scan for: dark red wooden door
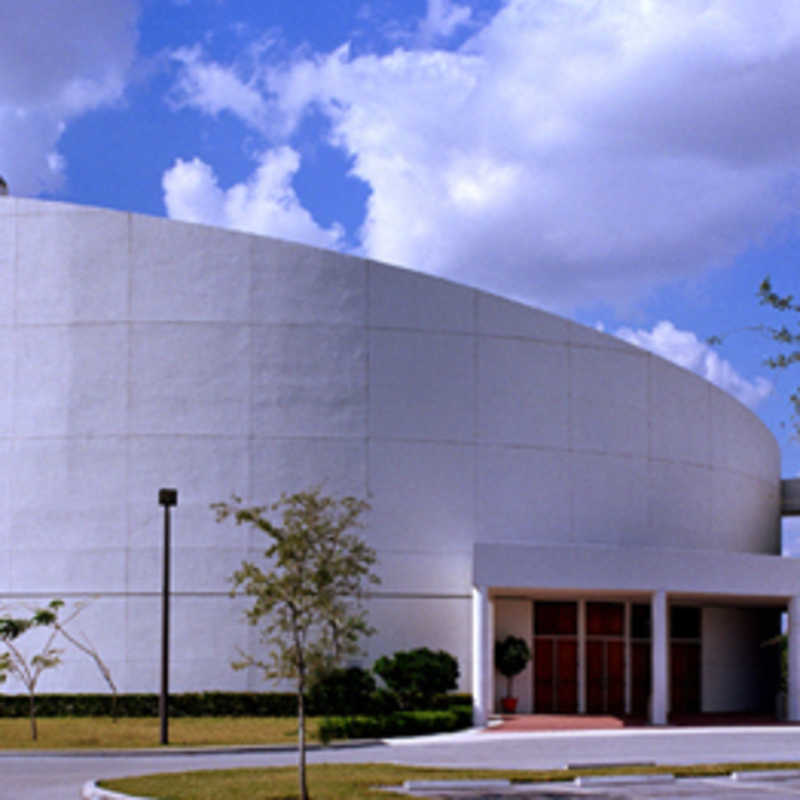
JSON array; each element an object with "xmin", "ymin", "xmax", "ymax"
[
  {"xmin": 586, "ymin": 640, "xmax": 625, "ymax": 714},
  {"xmin": 671, "ymin": 642, "xmax": 700, "ymax": 713},
  {"xmin": 534, "ymin": 637, "xmax": 554, "ymax": 711},
  {"xmin": 631, "ymin": 641, "xmax": 650, "ymax": 716},
  {"xmin": 533, "ymin": 638, "xmax": 578, "ymax": 712},
  {"xmin": 557, "ymin": 640, "xmax": 578, "ymax": 712},
  {"xmin": 534, "ymin": 602, "xmax": 578, "ymax": 713}
]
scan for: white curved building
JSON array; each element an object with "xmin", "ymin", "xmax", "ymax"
[{"xmin": 0, "ymin": 196, "xmax": 798, "ymax": 724}]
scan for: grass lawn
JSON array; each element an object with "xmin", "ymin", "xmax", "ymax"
[
  {"xmin": 0, "ymin": 716, "xmax": 315, "ymax": 749},
  {"xmin": 101, "ymin": 761, "xmax": 800, "ymax": 800}
]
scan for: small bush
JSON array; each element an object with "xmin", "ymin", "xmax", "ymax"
[
  {"xmin": 318, "ymin": 706, "xmax": 472, "ymax": 742},
  {"xmin": 495, "ymin": 635, "xmax": 531, "ymax": 697},
  {"xmin": 307, "ymin": 667, "xmax": 376, "ymax": 715},
  {"xmin": 495, "ymin": 636, "xmax": 530, "ymax": 678},
  {"xmin": 373, "ymin": 648, "xmax": 459, "ymax": 709},
  {"xmin": 431, "ymin": 692, "xmax": 472, "ymax": 710},
  {"xmin": 368, "ymin": 687, "xmax": 400, "ymax": 714}
]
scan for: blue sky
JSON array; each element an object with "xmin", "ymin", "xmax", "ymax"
[{"xmin": 5, "ymin": 0, "xmax": 800, "ymax": 546}]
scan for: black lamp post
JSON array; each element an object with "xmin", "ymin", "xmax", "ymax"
[{"xmin": 158, "ymin": 488, "xmax": 178, "ymax": 746}]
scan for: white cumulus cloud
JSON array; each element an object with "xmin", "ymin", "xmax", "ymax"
[
  {"xmin": 165, "ymin": 0, "xmax": 800, "ymax": 310},
  {"xmin": 169, "ymin": 46, "xmax": 273, "ymax": 135},
  {"xmin": 162, "ymin": 147, "xmax": 344, "ymax": 248},
  {"xmin": 418, "ymin": 0, "xmax": 473, "ymax": 45},
  {"xmin": 0, "ymin": 0, "xmax": 139, "ymax": 195},
  {"xmin": 615, "ymin": 320, "xmax": 772, "ymax": 409}
]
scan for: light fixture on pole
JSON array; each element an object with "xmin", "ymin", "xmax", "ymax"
[{"xmin": 158, "ymin": 488, "xmax": 178, "ymax": 746}]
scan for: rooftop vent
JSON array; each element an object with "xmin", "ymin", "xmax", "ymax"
[{"xmin": 0, "ymin": 176, "xmax": 7, "ymax": 196}]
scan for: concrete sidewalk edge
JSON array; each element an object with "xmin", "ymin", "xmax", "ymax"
[
  {"xmin": 82, "ymin": 780, "xmax": 151, "ymax": 800},
  {"xmin": 0, "ymin": 738, "xmax": 384, "ymax": 759}
]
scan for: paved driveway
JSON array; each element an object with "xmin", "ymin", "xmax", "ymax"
[
  {"xmin": 5, "ymin": 726, "xmax": 800, "ymax": 799},
  {"xmin": 388, "ymin": 726, "xmax": 800, "ymax": 769}
]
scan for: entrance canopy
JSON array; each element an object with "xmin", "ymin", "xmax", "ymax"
[
  {"xmin": 471, "ymin": 543, "xmax": 800, "ymax": 728},
  {"xmin": 474, "ymin": 542, "xmax": 800, "ymax": 602}
]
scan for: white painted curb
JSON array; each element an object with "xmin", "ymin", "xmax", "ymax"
[
  {"xmin": 403, "ymin": 779, "xmax": 511, "ymax": 790},
  {"xmin": 574, "ymin": 774, "xmax": 674, "ymax": 787},
  {"xmin": 81, "ymin": 780, "xmax": 152, "ymax": 800},
  {"xmin": 731, "ymin": 770, "xmax": 800, "ymax": 781}
]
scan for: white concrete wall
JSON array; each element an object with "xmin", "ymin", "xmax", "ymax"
[
  {"xmin": 493, "ymin": 599, "xmax": 533, "ymax": 713},
  {"xmin": 365, "ymin": 597, "xmax": 471, "ymax": 680},
  {"xmin": 0, "ymin": 197, "xmax": 783, "ymax": 694},
  {"xmin": 702, "ymin": 607, "xmax": 765, "ymax": 712}
]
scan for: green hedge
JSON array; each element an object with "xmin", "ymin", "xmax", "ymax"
[
  {"xmin": 0, "ymin": 692, "xmax": 298, "ymax": 718},
  {"xmin": 318, "ymin": 706, "xmax": 473, "ymax": 742},
  {"xmin": 0, "ymin": 691, "xmax": 474, "ymax": 718},
  {"xmin": 431, "ymin": 692, "xmax": 472, "ymax": 710}
]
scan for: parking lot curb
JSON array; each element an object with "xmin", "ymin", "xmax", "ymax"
[{"xmin": 82, "ymin": 780, "xmax": 151, "ymax": 800}]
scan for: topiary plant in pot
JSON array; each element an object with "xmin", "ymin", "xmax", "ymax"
[{"xmin": 494, "ymin": 635, "xmax": 531, "ymax": 714}]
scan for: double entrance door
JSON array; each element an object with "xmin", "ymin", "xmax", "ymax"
[{"xmin": 532, "ymin": 600, "xmax": 653, "ymax": 716}]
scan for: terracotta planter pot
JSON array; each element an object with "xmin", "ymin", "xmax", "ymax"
[{"xmin": 500, "ymin": 697, "xmax": 518, "ymax": 713}]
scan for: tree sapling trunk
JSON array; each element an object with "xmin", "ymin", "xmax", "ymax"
[
  {"xmin": 298, "ymin": 680, "xmax": 308, "ymax": 800},
  {"xmin": 29, "ymin": 693, "xmax": 37, "ymax": 741}
]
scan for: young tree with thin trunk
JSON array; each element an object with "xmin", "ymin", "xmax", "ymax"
[
  {"xmin": 0, "ymin": 600, "xmax": 64, "ymax": 740},
  {"xmin": 52, "ymin": 601, "xmax": 120, "ymax": 720},
  {"xmin": 0, "ymin": 599, "xmax": 119, "ymax": 738},
  {"xmin": 213, "ymin": 488, "xmax": 379, "ymax": 800}
]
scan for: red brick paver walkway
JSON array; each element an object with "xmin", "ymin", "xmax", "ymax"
[{"xmin": 486, "ymin": 712, "xmax": 788, "ymax": 732}]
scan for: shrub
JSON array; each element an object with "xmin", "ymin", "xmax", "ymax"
[
  {"xmin": 318, "ymin": 706, "xmax": 472, "ymax": 742},
  {"xmin": 430, "ymin": 692, "xmax": 472, "ymax": 710},
  {"xmin": 0, "ymin": 692, "xmax": 299, "ymax": 718},
  {"xmin": 373, "ymin": 648, "xmax": 459, "ymax": 709},
  {"xmin": 494, "ymin": 636, "xmax": 531, "ymax": 697},
  {"xmin": 368, "ymin": 687, "xmax": 400, "ymax": 714},
  {"xmin": 0, "ymin": 689, "xmax": 473, "ymax": 718},
  {"xmin": 307, "ymin": 667, "xmax": 376, "ymax": 715}
]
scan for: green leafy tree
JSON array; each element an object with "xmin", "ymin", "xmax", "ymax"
[
  {"xmin": 0, "ymin": 600, "xmax": 64, "ymax": 740},
  {"xmin": 212, "ymin": 488, "xmax": 379, "ymax": 800},
  {"xmin": 0, "ymin": 599, "xmax": 118, "ymax": 737},
  {"xmin": 373, "ymin": 647, "xmax": 459, "ymax": 709},
  {"xmin": 755, "ymin": 277, "xmax": 800, "ymax": 433},
  {"xmin": 494, "ymin": 635, "xmax": 531, "ymax": 699},
  {"xmin": 710, "ymin": 276, "xmax": 800, "ymax": 433}
]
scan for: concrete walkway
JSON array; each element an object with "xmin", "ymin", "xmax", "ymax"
[
  {"xmin": 389, "ymin": 724, "xmax": 800, "ymax": 767},
  {"xmin": 487, "ymin": 712, "xmax": 790, "ymax": 732}
]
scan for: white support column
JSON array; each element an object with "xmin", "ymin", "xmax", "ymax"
[
  {"xmin": 577, "ymin": 599, "xmax": 586, "ymax": 714},
  {"xmin": 488, "ymin": 592, "xmax": 495, "ymax": 712},
  {"xmin": 789, "ymin": 597, "xmax": 800, "ymax": 721},
  {"xmin": 651, "ymin": 589, "xmax": 668, "ymax": 725},
  {"xmin": 624, "ymin": 601, "xmax": 632, "ymax": 716},
  {"xmin": 472, "ymin": 585, "xmax": 491, "ymax": 727},
  {"xmin": 531, "ymin": 602, "xmax": 537, "ymax": 713}
]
